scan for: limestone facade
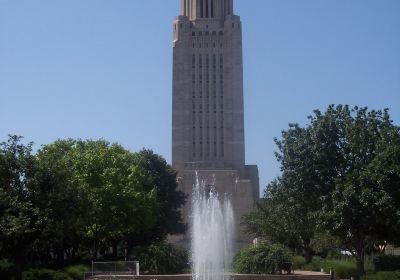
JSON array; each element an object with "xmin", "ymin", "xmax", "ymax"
[{"xmin": 172, "ymin": 0, "xmax": 259, "ymax": 245}]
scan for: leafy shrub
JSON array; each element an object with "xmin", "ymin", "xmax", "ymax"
[
  {"xmin": 374, "ymin": 255, "xmax": 400, "ymax": 271},
  {"xmin": 23, "ymin": 269, "xmax": 72, "ymax": 280},
  {"xmin": 302, "ymin": 258, "xmax": 322, "ymax": 272},
  {"xmin": 362, "ymin": 271, "xmax": 400, "ymax": 280},
  {"xmin": 365, "ymin": 258, "xmax": 376, "ymax": 273},
  {"xmin": 292, "ymin": 255, "xmax": 306, "ymax": 270},
  {"xmin": 137, "ymin": 243, "xmax": 189, "ymax": 275},
  {"xmin": 232, "ymin": 243, "xmax": 292, "ymax": 274},
  {"xmin": 53, "ymin": 272, "xmax": 74, "ymax": 280},
  {"xmin": 62, "ymin": 265, "xmax": 89, "ymax": 280},
  {"xmin": 0, "ymin": 259, "xmax": 13, "ymax": 279},
  {"xmin": 324, "ymin": 260, "xmax": 357, "ymax": 279},
  {"xmin": 303, "ymin": 258, "xmax": 357, "ymax": 279}
]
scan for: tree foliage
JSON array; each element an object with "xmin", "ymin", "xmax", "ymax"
[
  {"xmin": 136, "ymin": 243, "xmax": 188, "ymax": 275},
  {"xmin": 0, "ymin": 136, "xmax": 186, "ymax": 279},
  {"xmin": 243, "ymin": 177, "xmax": 322, "ymax": 262},
  {"xmin": 0, "ymin": 136, "xmax": 43, "ymax": 280},
  {"xmin": 243, "ymin": 105, "xmax": 400, "ymax": 279},
  {"xmin": 232, "ymin": 242, "xmax": 292, "ymax": 274},
  {"xmin": 61, "ymin": 140, "xmax": 159, "ymax": 258},
  {"xmin": 128, "ymin": 150, "xmax": 186, "ymax": 245}
]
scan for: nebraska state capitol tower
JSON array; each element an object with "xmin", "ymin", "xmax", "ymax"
[{"xmin": 172, "ymin": 0, "xmax": 259, "ymax": 244}]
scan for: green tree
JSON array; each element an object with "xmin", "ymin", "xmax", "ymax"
[
  {"xmin": 319, "ymin": 107, "xmax": 400, "ymax": 278},
  {"xmin": 127, "ymin": 150, "xmax": 186, "ymax": 247},
  {"xmin": 0, "ymin": 136, "xmax": 187, "ymax": 276},
  {"xmin": 243, "ymin": 178, "xmax": 318, "ymax": 262},
  {"xmin": 33, "ymin": 140, "xmax": 89, "ymax": 265},
  {"xmin": 0, "ymin": 136, "xmax": 43, "ymax": 280},
  {"xmin": 244, "ymin": 118, "xmax": 338, "ymax": 262},
  {"xmin": 243, "ymin": 105, "xmax": 400, "ymax": 279},
  {"xmin": 54, "ymin": 139, "xmax": 159, "ymax": 259}
]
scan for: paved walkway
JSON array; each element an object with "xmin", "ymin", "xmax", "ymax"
[{"xmin": 294, "ymin": 271, "xmax": 328, "ymax": 276}]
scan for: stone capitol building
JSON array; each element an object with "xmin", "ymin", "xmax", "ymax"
[{"xmin": 172, "ymin": 0, "xmax": 259, "ymax": 245}]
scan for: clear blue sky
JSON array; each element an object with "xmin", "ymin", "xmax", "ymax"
[{"xmin": 1, "ymin": 0, "xmax": 399, "ymax": 193}]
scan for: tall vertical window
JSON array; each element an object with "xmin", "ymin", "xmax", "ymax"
[
  {"xmin": 206, "ymin": 54, "xmax": 209, "ymax": 85},
  {"xmin": 224, "ymin": 0, "xmax": 227, "ymax": 15},
  {"xmin": 213, "ymin": 54, "xmax": 217, "ymax": 97},
  {"xmin": 213, "ymin": 54, "xmax": 216, "ymax": 69},
  {"xmin": 211, "ymin": 0, "xmax": 214, "ymax": 18},
  {"xmin": 192, "ymin": 54, "xmax": 196, "ymax": 84},
  {"xmin": 199, "ymin": 54, "xmax": 203, "ymax": 85},
  {"xmin": 191, "ymin": 53, "xmax": 196, "ymax": 158},
  {"xmin": 219, "ymin": 54, "xmax": 224, "ymax": 101},
  {"xmin": 200, "ymin": 0, "xmax": 204, "ymax": 18},
  {"xmin": 219, "ymin": 54, "xmax": 224, "ymax": 158}
]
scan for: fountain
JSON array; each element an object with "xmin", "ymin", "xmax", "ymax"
[{"xmin": 191, "ymin": 174, "xmax": 234, "ymax": 280}]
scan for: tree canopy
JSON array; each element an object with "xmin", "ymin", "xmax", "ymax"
[
  {"xmin": 0, "ymin": 136, "xmax": 186, "ymax": 280},
  {"xmin": 243, "ymin": 105, "xmax": 400, "ymax": 279}
]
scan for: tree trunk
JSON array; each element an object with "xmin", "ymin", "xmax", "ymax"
[
  {"xmin": 303, "ymin": 241, "xmax": 314, "ymax": 263},
  {"xmin": 126, "ymin": 238, "xmax": 134, "ymax": 257},
  {"xmin": 57, "ymin": 247, "xmax": 65, "ymax": 267},
  {"xmin": 304, "ymin": 248, "xmax": 313, "ymax": 263},
  {"xmin": 92, "ymin": 239, "xmax": 98, "ymax": 260},
  {"xmin": 302, "ymin": 238, "xmax": 314, "ymax": 263},
  {"xmin": 14, "ymin": 254, "xmax": 24, "ymax": 280},
  {"xmin": 112, "ymin": 241, "xmax": 118, "ymax": 260},
  {"xmin": 355, "ymin": 247, "xmax": 365, "ymax": 280}
]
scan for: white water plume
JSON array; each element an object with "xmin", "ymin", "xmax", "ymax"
[{"xmin": 191, "ymin": 174, "xmax": 234, "ymax": 280}]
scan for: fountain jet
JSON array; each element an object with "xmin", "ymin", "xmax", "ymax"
[{"xmin": 191, "ymin": 175, "xmax": 234, "ymax": 280}]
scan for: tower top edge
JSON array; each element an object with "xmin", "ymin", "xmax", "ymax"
[{"xmin": 179, "ymin": 0, "xmax": 235, "ymax": 21}]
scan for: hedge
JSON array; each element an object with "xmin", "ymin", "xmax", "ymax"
[
  {"xmin": 0, "ymin": 259, "xmax": 13, "ymax": 279},
  {"xmin": 62, "ymin": 265, "xmax": 90, "ymax": 280},
  {"xmin": 292, "ymin": 255, "xmax": 306, "ymax": 270},
  {"xmin": 23, "ymin": 269, "xmax": 72, "ymax": 280},
  {"xmin": 374, "ymin": 255, "xmax": 400, "ymax": 271},
  {"xmin": 303, "ymin": 258, "xmax": 356, "ymax": 279},
  {"xmin": 362, "ymin": 271, "xmax": 400, "ymax": 280},
  {"xmin": 137, "ymin": 243, "xmax": 189, "ymax": 275},
  {"xmin": 233, "ymin": 243, "xmax": 292, "ymax": 274}
]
